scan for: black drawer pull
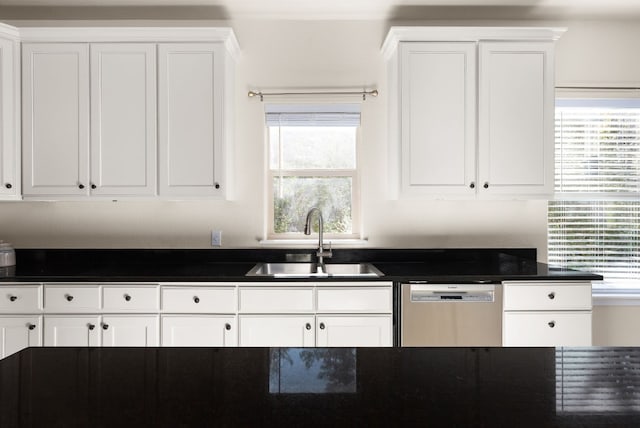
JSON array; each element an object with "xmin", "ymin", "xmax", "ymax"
[
  {"xmin": 193, "ymin": 296, "xmax": 200, "ymax": 304},
  {"xmin": 88, "ymin": 324, "xmax": 95, "ymax": 330},
  {"xmin": 124, "ymin": 294, "xmax": 132, "ymax": 302},
  {"xmin": 65, "ymin": 295, "xmax": 74, "ymax": 302},
  {"xmin": 9, "ymin": 295, "xmax": 17, "ymax": 302},
  {"xmin": 5, "ymin": 183, "xmax": 11, "ymax": 189},
  {"xmin": 102, "ymin": 324, "xmax": 109, "ymax": 330},
  {"xmin": 319, "ymin": 322, "xmax": 326, "ymax": 330},
  {"xmin": 548, "ymin": 292, "xmax": 555, "ymax": 300},
  {"xmin": 305, "ymin": 323, "xmax": 311, "ymax": 330},
  {"xmin": 548, "ymin": 321, "xmax": 556, "ymax": 328},
  {"xmin": 28, "ymin": 324, "xmax": 36, "ymax": 331},
  {"xmin": 225, "ymin": 323, "xmax": 231, "ymax": 331}
]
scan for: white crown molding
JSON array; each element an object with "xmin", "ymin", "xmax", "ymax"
[
  {"xmin": 0, "ymin": 23, "xmax": 20, "ymax": 40},
  {"xmin": 381, "ymin": 26, "xmax": 567, "ymax": 60},
  {"xmin": 17, "ymin": 26, "xmax": 240, "ymax": 58}
]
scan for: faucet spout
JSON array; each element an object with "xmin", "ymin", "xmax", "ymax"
[{"xmin": 304, "ymin": 207, "xmax": 332, "ymax": 267}]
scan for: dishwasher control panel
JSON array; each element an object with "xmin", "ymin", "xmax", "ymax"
[{"xmin": 408, "ymin": 283, "xmax": 495, "ymax": 302}]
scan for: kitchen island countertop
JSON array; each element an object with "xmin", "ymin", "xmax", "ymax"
[{"xmin": 0, "ymin": 346, "xmax": 637, "ymax": 427}]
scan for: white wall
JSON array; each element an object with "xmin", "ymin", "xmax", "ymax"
[{"xmin": 0, "ymin": 17, "xmax": 638, "ymax": 255}]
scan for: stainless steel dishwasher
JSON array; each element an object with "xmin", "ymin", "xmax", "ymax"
[{"xmin": 401, "ymin": 282, "xmax": 502, "ymax": 346}]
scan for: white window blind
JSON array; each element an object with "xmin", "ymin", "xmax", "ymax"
[
  {"xmin": 549, "ymin": 99, "xmax": 640, "ymax": 290},
  {"xmin": 265, "ymin": 104, "xmax": 361, "ymax": 127}
]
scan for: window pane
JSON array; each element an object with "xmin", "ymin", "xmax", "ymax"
[
  {"xmin": 270, "ymin": 126, "xmax": 356, "ymax": 170},
  {"xmin": 273, "ymin": 176, "xmax": 352, "ymax": 234}
]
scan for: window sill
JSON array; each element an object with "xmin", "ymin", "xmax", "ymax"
[
  {"xmin": 258, "ymin": 238, "xmax": 368, "ymax": 248},
  {"xmin": 593, "ymin": 291, "xmax": 640, "ymax": 306}
]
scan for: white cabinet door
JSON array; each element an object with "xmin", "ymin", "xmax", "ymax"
[
  {"xmin": 316, "ymin": 315, "xmax": 392, "ymax": 347},
  {"xmin": 399, "ymin": 42, "xmax": 476, "ymax": 197},
  {"xmin": 158, "ymin": 43, "xmax": 226, "ymax": 197},
  {"xmin": 90, "ymin": 44, "xmax": 156, "ymax": 196},
  {"xmin": 503, "ymin": 311, "xmax": 592, "ymax": 346},
  {"xmin": 0, "ymin": 316, "xmax": 42, "ymax": 358},
  {"xmin": 478, "ymin": 42, "xmax": 555, "ymax": 197},
  {"xmin": 239, "ymin": 315, "xmax": 315, "ymax": 347},
  {"xmin": 101, "ymin": 315, "xmax": 158, "ymax": 347},
  {"xmin": 161, "ymin": 315, "xmax": 236, "ymax": 347},
  {"xmin": 22, "ymin": 43, "xmax": 90, "ymax": 197},
  {"xmin": 44, "ymin": 315, "xmax": 100, "ymax": 347},
  {"xmin": 0, "ymin": 36, "xmax": 18, "ymax": 198}
]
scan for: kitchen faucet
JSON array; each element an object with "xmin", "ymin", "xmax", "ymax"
[{"xmin": 304, "ymin": 207, "xmax": 332, "ymax": 272}]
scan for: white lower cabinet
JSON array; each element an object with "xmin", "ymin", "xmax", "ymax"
[
  {"xmin": 239, "ymin": 315, "xmax": 315, "ymax": 347},
  {"xmin": 502, "ymin": 281, "xmax": 593, "ymax": 346},
  {"xmin": 101, "ymin": 315, "xmax": 158, "ymax": 347},
  {"xmin": 0, "ymin": 316, "xmax": 42, "ymax": 358},
  {"xmin": 316, "ymin": 315, "xmax": 392, "ymax": 347},
  {"xmin": 502, "ymin": 311, "xmax": 592, "ymax": 347},
  {"xmin": 44, "ymin": 315, "xmax": 101, "ymax": 347},
  {"xmin": 161, "ymin": 315, "xmax": 236, "ymax": 347}
]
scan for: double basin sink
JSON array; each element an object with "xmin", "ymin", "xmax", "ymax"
[{"xmin": 246, "ymin": 262, "xmax": 384, "ymax": 278}]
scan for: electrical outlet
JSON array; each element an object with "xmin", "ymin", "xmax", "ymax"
[{"xmin": 211, "ymin": 230, "xmax": 222, "ymax": 247}]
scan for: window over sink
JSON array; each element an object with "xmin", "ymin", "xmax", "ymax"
[{"xmin": 265, "ymin": 103, "xmax": 361, "ymax": 240}]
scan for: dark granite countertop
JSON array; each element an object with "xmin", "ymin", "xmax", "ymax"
[
  {"xmin": 0, "ymin": 346, "xmax": 637, "ymax": 427},
  {"xmin": 0, "ymin": 248, "xmax": 602, "ymax": 283}
]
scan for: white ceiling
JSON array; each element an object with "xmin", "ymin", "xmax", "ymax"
[{"xmin": 1, "ymin": 0, "xmax": 640, "ymax": 20}]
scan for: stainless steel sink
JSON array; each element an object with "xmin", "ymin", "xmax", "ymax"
[{"xmin": 246, "ymin": 262, "xmax": 384, "ymax": 278}]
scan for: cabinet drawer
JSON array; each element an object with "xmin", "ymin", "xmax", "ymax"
[
  {"xmin": 44, "ymin": 285, "xmax": 100, "ymax": 312},
  {"xmin": 162, "ymin": 287, "xmax": 236, "ymax": 313},
  {"xmin": 503, "ymin": 311, "xmax": 592, "ymax": 346},
  {"xmin": 239, "ymin": 287, "xmax": 314, "ymax": 313},
  {"xmin": 317, "ymin": 287, "xmax": 392, "ymax": 313},
  {"xmin": 503, "ymin": 282, "xmax": 592, "ymax": 311},
  {"xmin": 0, "ymin": 286, "xmax": 42, "ymax": 312},
  {"xmin": 103, "ymin": 285, "xmax": 159, "ymax": 312}
]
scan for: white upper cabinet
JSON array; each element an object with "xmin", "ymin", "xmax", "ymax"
[
  {"xmin": 158, "ymin": 43, "xmax": 230, "ymax": 198},
  {"xmin": 18, "ymin": 27, "xmax": 238, "ymax": 200},
  {"xmin": 383, "ymin": 27, "xmax": 565, "ymax": 199},
  {"xmin": 400, "ymin": 42, "xmax": 476, "ymax": 197},
  {"xmin": 90, "ymin": 44, "xmax": 157, "ymax": 196},
  {"xmin": 22, "ymin": 43, "xmax": 90, "ymax": 197},
  {"xmin": 478, "ymin": 42, "xmax": 555, "ymax": 197},
  {"xmin": 0, "ymin": 26, "xmax": 20, "ymax": 199}
]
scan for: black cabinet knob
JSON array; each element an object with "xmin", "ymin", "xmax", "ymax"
[
  {"xmin": 65, "ymin": 295, "xmax": 74, "ymax": 302},
  {"xmin": 225, "ymin": 323, "xmax": 231, "ymax": 331},
  {"xmin": 548, "ymin": 321, "xmax": 556, "ymax": 328},
  {"xmin": 28, "ymin": 324, "xmax": 36, "ymax": 331},
  {"xmin": 548, "ymin": 292, "xmax": 555, "ymax": 300},
  {"xmin": 305, "ymin": 323, "xmax": 311, "ymax": 330},
  {"xmin": 9, "ymin": 295, "xmax": 17, "ymax": 302},
  {"xmin": 88, "ymin": 324, "xmax": 95, "ymax": 330},
  {"xmin": 91, "ymin": 184, "xmax": 97, "ymax": 189},
  {"xmin": 124, "ymin": 294, "xmax": 131, "ymax": 302},
  {"xmin": 5, "ymin": 183, "xmax": 11, "ymax": 189},
  {"xmin": 319, "ymin": 322, "xmax": 326, "ymax": 330},
  {"xmin": 78, "ymin": 184, "xmax": 85, "ymax": 189},
  {"xmin": 193, "ymin": 296, "xmax": 200, "ymax": 304},
  {"xmin": 102, "ymin": 324, "xmax": 109, "ymax": 330},
  {"xmin": 469, "ymin": 182, "xmax": 475, "ymax": 189},
  {"xmin": 483, "ymin": 182, "xmax": 489, "ymax": 189},
  {"xmin": 214, "ymin": 183, "xmax": 220, "ymax": 189}
]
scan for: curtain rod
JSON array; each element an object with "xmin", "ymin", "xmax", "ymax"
[
  {"xmin": 248, "ymin": 89, "xmax": 378, "ymax": 101},
  {"xmin": 556, "ymin": 86, "xmax": 640, "ymax": 91}
]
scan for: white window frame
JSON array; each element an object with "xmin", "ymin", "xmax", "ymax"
[
  {"xmin": 265, "ymin": 106, "xmax": 362, "ymax": 241},
  {"xmin": 550, "ymin": 92, "xmax": 640, "ymax": 296}
]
